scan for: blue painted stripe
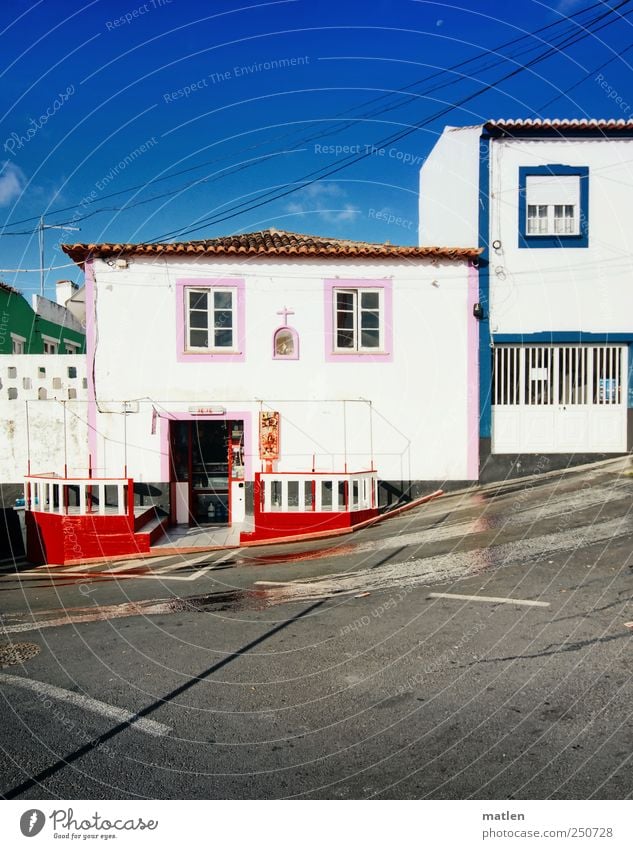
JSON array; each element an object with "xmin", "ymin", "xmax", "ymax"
[
  {"xmin": 628, "ymin": 344, "xmax": 633, "ymax": 409},
  {"xmin": 493, "ymin": 332, "xmax": 633, "ymax": 343},
  {"xmin": 478, "ymin": 133, "xmax": 492, "ymax": 440}
]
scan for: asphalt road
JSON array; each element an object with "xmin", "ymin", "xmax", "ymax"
[{"xmin": 1, "ymin": 459, "xmax": 633, "ymax": 800}]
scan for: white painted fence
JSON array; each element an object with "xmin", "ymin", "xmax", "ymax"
[
  {"xmin": 492, "ymin": 344, "xmax": 628, "ymax": 453},
  {"xmin": 260, "ymin": 471, "xmax": 377, "ymax": 513},
  {"xmin": 25, "ymin": 475, "xmax": 133, "ymax": 518}
]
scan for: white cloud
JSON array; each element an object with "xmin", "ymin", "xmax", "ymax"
[
  {"xmin": 0, "ymin": 161, "xmax": 26, "ymax": 206},
  {"xmin": 285, "ymin": 182, "xmax": 360, "ymax": 224}
]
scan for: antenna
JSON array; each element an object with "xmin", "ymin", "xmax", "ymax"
[{"xmin": 38, "ymin": 217, "xmax": 80, "ymax": 296}]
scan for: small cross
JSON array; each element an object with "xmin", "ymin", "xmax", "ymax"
[{"xmin": 276, "ymin": 306, "xmax": 294, "ymax": 325}]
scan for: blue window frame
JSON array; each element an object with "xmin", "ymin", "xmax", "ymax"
[{"xmin": 518, "ymin": 165, "xmax": 589, "ymax": 249}]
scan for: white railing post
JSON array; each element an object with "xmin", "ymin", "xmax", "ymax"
[
  {"xmin": 79, "ymin": 484, "xmax": 86, "ymax": 515},
  {"xmin": 264, "ymin": 478, "xmax": 272, "ymax": 512},
  {"xmin": 281, "ymin": 479, "xmax": 288, "ymax": 512},
  {"xmin": 116, "ymin": 483, "xmax": 124, "ymax": 516},
  {"xmin": 98, "ymin": 483, "xmax": 106, "ymax": 515}
]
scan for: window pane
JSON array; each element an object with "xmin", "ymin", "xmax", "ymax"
[
  {"xmin": 361, "ymin": 291, "xmax": 379, "ymax": 309},
  {"xmin": 321, "ymin": 481, "xmax": 332, "ymax": 510},
  {"xmin": 337, "ymin": 330, "xmax": 354, "ymax": 348},
  {"xmin": 554, "ymin": 204, "xmax": 575, "ymax": 234},
  {"xmin": 214, "ymin": 310, "xmax": 233, "ymax": 328},
  {"xmin": 214, "ymin": 329, "xmax": 233, "ymax": 347},
  {"xmin": 214, "ymin": 291, "xmax": 232, "ymax": 309},
  {"xmin": 337, "ymin": 292, "xmax": 354, "ymax": 310},
  {"xmin": 336, "ymin": 311, "xmax": 354, "ymax": 329},
  {"xmin": 189, "ymin": 329, "xmax": 208, "ymax": 348},
  {"xmin": 361, "ymin": 310, "xmax": 380, "ymax": 329},
  {"xmin": 287, "ymin": 481, "xmax": 299, "ymax": 508},
  {"xmin": 189, "ymin": 291, "xmax": 207, "ymax": 310},
  {"xmin": 361, "ymin": 328, "xmax": 380, "ymax": 348},
  {"xmin": 527, "ymin": 204, "xmax": 549, "ymax": 235},
  {"xmin": 190, "ymin": 311, "xmax": 207, "ymax": 328}
]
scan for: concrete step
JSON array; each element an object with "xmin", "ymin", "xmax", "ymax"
[{"xmin": 136, "ymin": 513, "xmax": 169, "ymax": 546}]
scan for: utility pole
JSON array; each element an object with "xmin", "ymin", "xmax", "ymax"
[{"xmin": 38, "ymin": 217, "xmax": 80, "ymax": 296}]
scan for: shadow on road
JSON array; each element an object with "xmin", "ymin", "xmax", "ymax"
[{"xmin": 2, "ymin": 598, "xmax": 326, "ymax": 799}]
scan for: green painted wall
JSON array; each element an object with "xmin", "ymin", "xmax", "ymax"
[{"xmin": 0, "ymin": 285, "xmax": 85, "ymax": 354}]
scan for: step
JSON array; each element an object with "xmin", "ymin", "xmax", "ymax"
[
  {"xmin": 136, "ymin": 513, "xmax": 169, "ymax": 546},
  {"xmin": 134, "ymin": 506, "xmax": 163, "ymax": 532}
]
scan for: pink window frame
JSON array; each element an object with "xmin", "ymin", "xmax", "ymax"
[
  {"xmin": 272, "ymin": 326, "xmax": 300, "ymax": 360},
  {"xmin": 324, "ymin": 278, "xmax": 393, "ymax": 362},
  {"xmin": 176, "ymin": 278, "xmax": 245, "ymax": 362}
]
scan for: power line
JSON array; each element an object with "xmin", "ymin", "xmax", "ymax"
[
  {"xmin": 148, "ymin": 0, "xmax": 632, "ymax": 243},
  {"xmin": 0, "ymin": 0, "xmax": 621, "ymax": 235},
  {"xmin": 535, "ymin": 42, "xmax": 633, "ymax": 114}
]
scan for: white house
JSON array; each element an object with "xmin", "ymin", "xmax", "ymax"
[
  {"xmin": 419, "ymin": 118, "xmax": 633, "ymax": 479},
  {"xmin": 16, "ymin": 229, "xmax": 483, "ymax": 561}
]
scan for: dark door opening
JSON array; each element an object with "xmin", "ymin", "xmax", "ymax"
[{"xmin": 170, "ymin": 420, "xmax": 232, "ymax": 526}]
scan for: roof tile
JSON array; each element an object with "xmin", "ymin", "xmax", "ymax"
[{"xmin": 62, "ymin": 228, "xmax": 480, "ymax": 265}]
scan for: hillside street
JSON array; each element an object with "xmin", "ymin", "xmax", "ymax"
[{"xmin": 1, "ymin": 459, "xmax": 632, "ymax": 800}]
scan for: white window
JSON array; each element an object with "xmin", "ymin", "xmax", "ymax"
[
  {"xmin": 42, "ymin": 336, "xmax": 58, "ymax": 355},
  {"xmin": 334, "ymin": 288, "xmax": 382, "ymax": 351},
  {"xmin": 186, "ymin": 287, "xmax": 236, "ymax": 351},
  {"xmin": 64, "ymin": 340, "xmax": 80, "ymax": 354},
  {"xmin": 525, "ymin": 175, "xmax": 580, "ymax": 236},
  {"xmin": 11, "ymin": 333, "xmax": 26, "ymax": 354}
]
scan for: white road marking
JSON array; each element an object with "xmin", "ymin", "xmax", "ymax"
[
  {"xmin": 428, "ymin": 592, "xmax": 550, "ymax": 608},
  {"xmin": 0, "ymin": 672, "xmax": 171, "ymax": 737},
  {"xmin": 7, "ymin": 552, "xmax": 224, "ymax": 582},
  {"xmin": 253, "ymin": 580, "xmax": 288, "ymax": 586},
  {"xmin": 155, "ymin": 552, "xmax": 218, "ymax": 573},
  {"xmin": 66, "ymin": 553, "xmax": 179, "ymax": 573}
]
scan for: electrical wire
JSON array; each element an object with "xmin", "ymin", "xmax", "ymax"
[
  {"xmin": 147, "ymin": 0, "xmax": 632, "ymax": 243},
  {"xmin": 0, "ymin": 0, "xmax": 624, "ymax": 236}
]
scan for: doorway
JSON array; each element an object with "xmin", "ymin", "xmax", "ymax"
[{"xmin": 169, "ymin": 419, "xmax": 244, "ymax": 526}]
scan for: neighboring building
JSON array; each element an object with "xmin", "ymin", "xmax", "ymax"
[
  {"xmin": 17, "ymin": 229, "xmax": 482, "ymax": 562},
  {"xmin": 0, "ymin": 279, "xmax": 86, "ymax": 355},
  {"xmin": 0, "ymin": 280, "xmax": 87, "ymax": 557},
  {"xmin": 419, "ymin": 117, "xmax": 633, "ymax": 480},
  {"xmin": 0, "ymin": 279, "xmax": 88, "ymax": 505}
]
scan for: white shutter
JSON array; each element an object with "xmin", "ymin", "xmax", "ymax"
[{"xmin": 526, "ymin": 175, "xmax": 579, "ymax": 206}]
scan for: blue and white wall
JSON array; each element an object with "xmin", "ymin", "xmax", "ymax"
[{"xmin": 420, "ymin": 123, "xmax": 633, "ymax": 471}]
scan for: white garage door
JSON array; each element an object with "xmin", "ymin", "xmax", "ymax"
[{"xmin": 492, "ymin": 344, "xmax": 627, "ymax": 454}]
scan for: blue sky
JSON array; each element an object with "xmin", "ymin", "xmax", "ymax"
[{"xmin": 1, "ymin": 0, "xmax": 632, "ymax": 297}]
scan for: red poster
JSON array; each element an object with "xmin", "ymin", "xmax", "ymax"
[{"xmin": 259, "ymin": 412, "xmax": 280, "ymax": 460}]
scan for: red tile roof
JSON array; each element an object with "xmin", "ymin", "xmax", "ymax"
[
  {"xmin": 486, "ymin": 118, "xmax": 633, "ymax": 132},
  {"xmin": 62, "ymin": 228, "xmax": 481, "ymax": 265}
]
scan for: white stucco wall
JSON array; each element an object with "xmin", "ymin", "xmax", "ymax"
[
  {"xmin": 89, "ymin": 255, "xmax": 475, "ymax": 484},
  {"xmin": 0, "ymin": 355, "xmax": 89, "ymax": 482},
  {"xmin": 489, "ymin": 137, "xmax": 633, "ymax": 334},
  {"xmin": 418, "ymin": 125, "xmax": 481, "ymax": 248}
]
